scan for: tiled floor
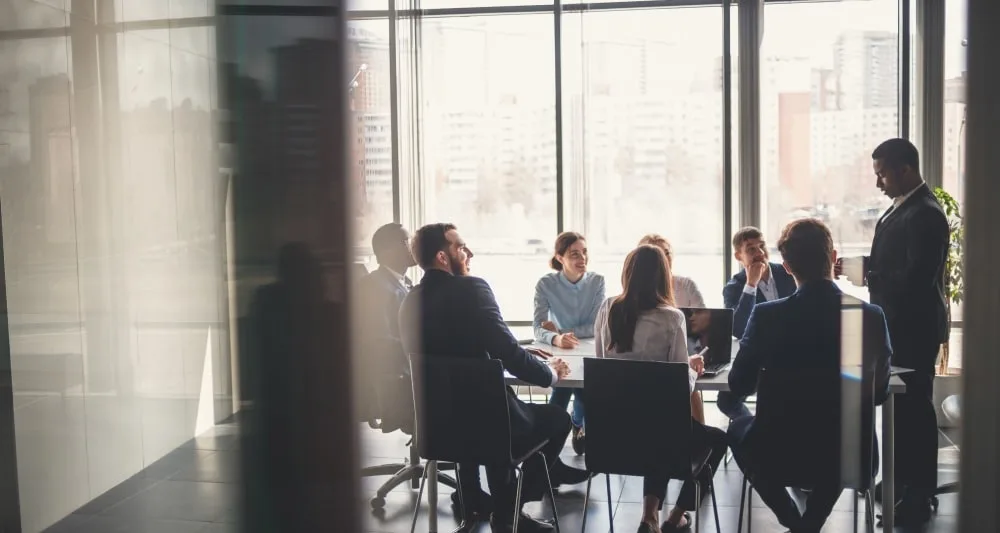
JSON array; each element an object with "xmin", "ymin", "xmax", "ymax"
[{"xmin": 45, "ymin": 407, "xmax": 960, "ymax": 533}]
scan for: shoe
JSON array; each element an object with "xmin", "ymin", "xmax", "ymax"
[
  {"xmin": 490, "ymin": 512, "xmax": 555, "ymax": 532},
  {"xmin": 451, "ymin": 489, "xmax": 493, "ymax": 521},
  {"xmin": 661, "ymin": 512, "xmax": 692, "ymax": 532},
  {"xmin": 637, "ymin": 522, "xmax": 657, "ymax": 533},
  {"xmin": 548, "ymin": 460, "xmax": 591, "ymax": 487},
  {"xmin": 893, "ymin": 497, "xmax": 933, "ymax": 526},
  {"xmin": 572, "ymin": 425, "xmax": 586, "ymax": 455}
]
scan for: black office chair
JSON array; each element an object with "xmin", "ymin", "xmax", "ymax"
[
  {"xmin": 361, "ymin": 371, "xmax": 460, "ymax": 510},
  {"xmin": 409, "ymin": 354, "xmax": 560, "ymax": 533},
  {"xmin": 736, "ymin": 368, "xmax": 877, "ymax": 533},
  {"xmin": 581, "ymin": 358, "xmax": 721, "ymax": 533}
]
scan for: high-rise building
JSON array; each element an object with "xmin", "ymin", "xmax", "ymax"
[{"xmin": 833, "ymin": 30, "xmax": 898, "ymax": 110}]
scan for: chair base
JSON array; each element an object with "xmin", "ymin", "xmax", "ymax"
[{"xmin": 365, "ymin": 459, "xmax": 459, "ymax": 511}]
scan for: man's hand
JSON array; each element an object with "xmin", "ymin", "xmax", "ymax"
[
  {"xmin": 746, "ymin": 261, "xmax": 767, "ymax": 287},
  {"xmin": 553, "ymin": 332, "xmax": 580, "ymax": 349},
  {"xmin": 540, "ymin": 321, "xmax": 558, "ymax": 333},
  {"xmin": 689, "ymin": 353, "xmax": 706, "ymax": 376},
  {"xmin": 548, "ymin": 357, "xmax": 570, "ymax": 380},
  {"xmin": 526, "ymin": 347, "xmax": 552, "ymax": 360},
  {"xmin": 834, "ymin": 257, "xmax": 844, "ymax": 277}
]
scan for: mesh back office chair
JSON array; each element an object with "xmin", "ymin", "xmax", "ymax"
[
  {"xmin": 582, "ymin": 358, "xmax": 721, "ymax": 533},
  {"xmin": 409, "ymin": 354, "xmax": 560, "ymax": 533},
  {"xmin": 737, "ymin": 368, "xmax": 877, "ymax": 533}
]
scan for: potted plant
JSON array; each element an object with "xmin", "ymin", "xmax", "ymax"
[
  {"xmin": 932, "ymin": 187, "xmax": 964, "ymax": 374},
  {"xmin": 932, "ymin": 187, "xmax": 963, "ymax": 427}
]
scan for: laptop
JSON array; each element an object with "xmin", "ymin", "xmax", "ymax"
[{"xmin": 679, "ymin": 307, "xmax": 735, "ymax": 376}]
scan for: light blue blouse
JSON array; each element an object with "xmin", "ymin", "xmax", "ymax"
[{"xmin": 533, "ymin": 271, "xmax": 606, "ymax": 345}]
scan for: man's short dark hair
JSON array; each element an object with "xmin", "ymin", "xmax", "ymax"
[
  {"xmin": 732, "ymin": 226, "xmax": 764, "ymax": 250},
  {"xmin": 872, "ymin": 138, "xmax": 920, "ymax": 171},
  {"xmin": 777, "ymin": 218, "xmax": 834, "ymax": 282},
  {"xmin": 371, "ymin": 223, "xmax": 406, "ymax": 261},
  {"xmin": 411, "ymin": 223, "xmax": 457, "ymax": 269}
]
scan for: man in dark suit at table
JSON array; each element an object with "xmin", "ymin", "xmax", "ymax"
[
  {"xmin": 399, "ymin": 223, "xmax": 590, "ymax": 533},
  {"xmin": 728, "ymin": 218, "xmax": 893, "ymax": 532},
  {"xmin": 357, "ymin": 223, "xmax": 417, "ymax": 431},
  {"xmin": 719, "ymin": 226, "xmax": 798, "ymax": 420},
  {"xmin": 837, "ymin": 138, "xmax": 949, "ymax": 524}
]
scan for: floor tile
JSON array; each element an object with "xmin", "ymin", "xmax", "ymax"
[{"xmin": 100, "ymin": 479, "xmax": 234, "ymax": 523}]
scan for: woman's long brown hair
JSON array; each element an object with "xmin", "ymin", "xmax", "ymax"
[{"xmin": 607, "ymin": 245, "xmax": 675, "ymax": 352}]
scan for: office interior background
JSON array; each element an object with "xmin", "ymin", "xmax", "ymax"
[{"xmin": 0, "ymin": 0, "xmax": 997, "ymax": 532}]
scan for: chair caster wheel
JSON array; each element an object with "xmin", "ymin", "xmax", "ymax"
[{"xmin": 370, "ymin": 496, "xmax": 386, "ymax": 510}]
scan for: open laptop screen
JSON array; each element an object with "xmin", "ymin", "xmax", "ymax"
[{"xmin": 679, "ymin": 307, "xmax": 735, "ymax": 367}]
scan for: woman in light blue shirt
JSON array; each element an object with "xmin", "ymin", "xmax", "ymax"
[{"xmin": 534, "ymin": 231, "xmax": 605, "ymax": 454}]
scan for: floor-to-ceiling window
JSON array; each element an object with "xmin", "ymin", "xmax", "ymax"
[
  {"xmin": 563, "ymin": 6, "xmax": 726, "ymax": 304},
  {"xmin": 759, "ymin": 0, "xmax": 898, "ymax": 260}
]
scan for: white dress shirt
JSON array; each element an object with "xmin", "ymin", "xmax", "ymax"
[
  {"xmin": 742, "ymin": 264, "xmax": 779, "ymax": 301},
  {"xmin": 672, "ymin": 275, "xmax": 706, "ymax": 308},
  {"xmin": 880, "ymin": 180, "xmax": 926, "ymax": 223}
]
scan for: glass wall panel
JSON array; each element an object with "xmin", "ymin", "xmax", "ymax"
[
  {"xmin": 563, "ymin": 6, "xmax": 725, "ymax": 304},
  {"xmin": 348, "ymin": 19, "xmax": 395, "ymax": 263},
  {"xmin": 412, "ymin": 14, "xmax": 557, "ymax": 321},
  {"xmin": 760, "ymin": 0, "xmax": 898, "ymax": 260}
]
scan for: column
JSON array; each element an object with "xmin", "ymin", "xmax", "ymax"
[{"xmin": 958, "ymin": 0, "xmax": 1000, "ymax": 530}]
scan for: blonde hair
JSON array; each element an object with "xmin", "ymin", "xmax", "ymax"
[{"xmin": 638, "ymin": 234, "xmax": 672, "ymax": 266}]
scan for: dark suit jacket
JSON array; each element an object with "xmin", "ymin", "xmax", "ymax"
[
  {"xmin": 728, "ymin": 281, "xmax": 893, "ymax": 479},
  {"xmin": 865, "ymin": 184, "xmax": 950, "ymax": 369},
  {"xmin": 357, "ymin": 266, "xmax": 411, "ymax": 431},
  {"xmin": 399, "ymin": 269, "xmax": 554, "ymax": 433},
  {"xmin": 723, "ymin": 262, "xmax": 798, "ymax": 339}
]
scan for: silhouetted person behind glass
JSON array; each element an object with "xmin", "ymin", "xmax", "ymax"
[{"xmin": 245, "ymin": 242, "xmax": 342, "ymax": 532}]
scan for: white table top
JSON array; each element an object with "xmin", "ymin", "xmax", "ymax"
[{"xmin": 512, "ymin": 338, "xmax": 906, "ymax": 393}]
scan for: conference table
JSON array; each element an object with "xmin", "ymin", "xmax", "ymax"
[{"xmin": 503, "ymin": 339, "xmax": 908, "ymax": 531}]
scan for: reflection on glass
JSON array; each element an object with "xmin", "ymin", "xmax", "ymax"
[
  {"xmin": 761, "ymin": 0, "xmax": 898, "ymax": 258},
  {"xmin": 563, "ymin": 7, "xmax": 725, "ymax": 305},
  {"xmin": 348, "ymin": 20, "xmax": 395, "ymax": 250}
]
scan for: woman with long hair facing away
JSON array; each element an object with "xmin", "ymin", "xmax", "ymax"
[
  {"xmin": 534, "ymin": 231, "xmax": 606, "ymax": 455},
  {"xmin": 637, "ymin": 233, "xmax": 708, "ymax": 423},
  {"xmin": 594, "ymin": 245, "xmax": 727, "ymax": 533}
]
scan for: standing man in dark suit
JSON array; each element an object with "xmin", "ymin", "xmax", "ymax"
[
  {"xmin": 719, "ymin": 226, "xmax": 797, "ymax": 419},
  {"xmin": 837, "ymin": 138, "xmax": 949, "ymax": 524},
  {"xmin": 728, "ymin": 218, "xmax": 893, "ymax": 532},
  {"xmin": 400, "ymin": 223, "xmax": 589, "ymax": 533}
]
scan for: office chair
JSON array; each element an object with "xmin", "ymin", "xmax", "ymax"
[
  {"xmin": 362, "ymin": 371, "xmax": 459, "ymax": 511},
  {"xmin": 581, "ymin": 358, "xmax": 721, "ymax": 533},
  {"xmin": 409, "ymin": 354, "xmax": 560, "ymax": 533},
  {"xmin": 931, "ymin": 394, "xmax": 961, "ymax": 511},
  {"xmin": 737, "ymin": 368, "xmax": 877, "ymax": 533}
]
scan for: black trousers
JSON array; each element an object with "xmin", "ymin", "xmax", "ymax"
[
  {"xmin": 458, "ymin": 403, "xmax": 572, "ymax": 521},
  {"xmin": 894, "ymin": 367, "xmax": 938, "ymax": 496},
  {"xmin": 728, "ymin": 416, "xmax": 842, "ymax": 532},
  {"xmin": 643, "ymin": 420, "xmax": 727, "ymax": 510}
]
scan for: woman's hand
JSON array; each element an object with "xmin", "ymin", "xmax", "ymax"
[
  {"xmin": 540, "ymin": 320, "xmax": 559, "ymax": 333},
  {"xmin": 688, "ymin": 354, "xmax": 705, "ymax": 376},
  {"xmin": 553, "ymin": 333, "xmax": 580, "ymax": 349}
]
